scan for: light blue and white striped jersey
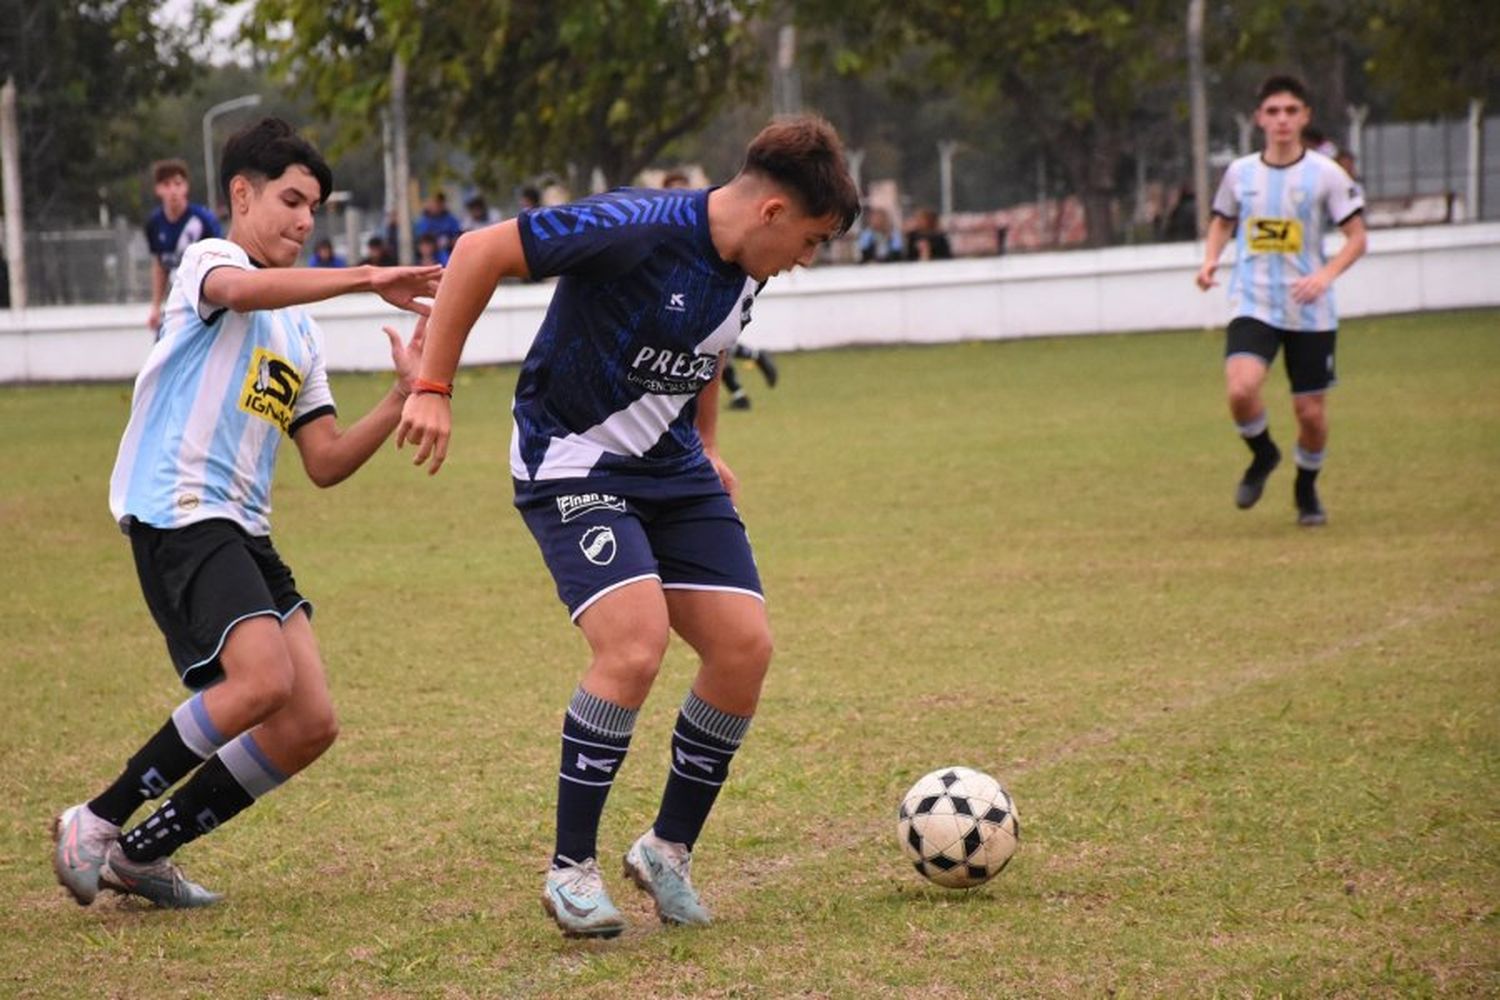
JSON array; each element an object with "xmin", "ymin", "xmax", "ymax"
[
  {"xmin": 109, "ymin": 238, "xmax": 337, "ymax": 536},
  {"xmin": 1211, "ymin": 150, "xmax": 1364, "ymax": 331}
]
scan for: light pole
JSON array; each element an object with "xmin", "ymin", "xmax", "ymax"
[{"xmin": 203, "ymin": 94, "xmax": 262, "ymax": 216}]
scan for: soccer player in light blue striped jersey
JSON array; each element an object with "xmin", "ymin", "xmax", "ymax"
[
  {"xmin": 51, "ymin": 118, "xmax": 441, "ymax": 909},
  {"xmin": 1197, "ymin": 75, "xmax": 1367, "ymax": 525},
  {"xmin": 397, "ymin": 116, "xmax": 860, "ymax": 938}
]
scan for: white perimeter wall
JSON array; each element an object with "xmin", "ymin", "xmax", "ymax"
[{"xmin": 3, "ymin": 222, "xmax": 1497, "ymax": 383}]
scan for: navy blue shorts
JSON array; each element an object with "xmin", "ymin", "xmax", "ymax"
[{"xmin": 515, "ymin": 484, "xmax": 764, "ymax": 621}]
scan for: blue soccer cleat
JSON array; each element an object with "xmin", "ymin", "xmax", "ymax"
[{"xmin": 623, "ymin": 831, "xmax": 711, "ymax": 927}]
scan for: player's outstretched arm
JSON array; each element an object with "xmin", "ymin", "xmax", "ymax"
[
  {"xmin": 396, "ymin": 221, "xmax": 530, "ymax": 476},
  {"xmin": 292, "ymin": 317, "xmax": 427, "ymax": 488},
  {"xmin": 203, "ymin": 263, "xmax": 442, "ymax": 315}
]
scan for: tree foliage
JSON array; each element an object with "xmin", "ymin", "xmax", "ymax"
[
  {"xmin": 239, "ymin": 0, "xmax": 769, "ymax": 190},
  {"xmin": 0, "ymin": 0, "xmax": 200, "ymax": 224}
]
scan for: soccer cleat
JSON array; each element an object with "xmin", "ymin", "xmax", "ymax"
[
  {"xmin": 728, "ymin": 394, "xmax": 751, "ymax": 411},
  {"xmin": 1296, "ymin": 483, "xmax": 1328, "ymax": 527},
  {"xmin": 752, "ymin": 349, "xmax": 779, "ymax": 388},
  {"xmin": 542, "ymin": 856, "xmax": 626, "ymax": 939},
  {"xmin": 99, "ymin": 842, "xmax": 222, "ymax": 909},
  {"xmin": 52, "ymin": 804, "xmax": 121, "ymax": 906},
  {"xmin": 623, "ymin": 831, "xmax": 711, "ymax": 927},
  {"xmin": 1235, "ymin": 445, "xmax": 1281, "ymax": 510}
]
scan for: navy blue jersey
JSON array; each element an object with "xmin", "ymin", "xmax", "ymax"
[
  {"xmin": 144, "ymin": 203, "xmax": 223, "ymax": 273},
  {"xmin": 512, "ymin": 187, "xmax": 760, "ymax": 498}
]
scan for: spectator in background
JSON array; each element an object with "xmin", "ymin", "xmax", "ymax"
[
  {"xmin": 416, "ymin": 232, "xmax": 448, "ymax": 267},
  {"xmin": 1163, "ymin": 185, "xmax": 1199, "ymax": 241},
  {"xmin": 360, "ymin": 235, "xmax": 393, "ymax": 266},
  {"xmin": 144, "ymin": 158, "xmax": 222, "ymax": 334},
  {"xmin": 308, "ymin": 238, "xmax": 347, "ymax": 268},
  {"xmin": 415, "ymin": 191, "xmax": 463, "ymax": 257},
  {"xmin": 1301, "ymin": 125, "xmax": 1338, "ymax": 159},
  {"xmin": 463, "ymin": 194, "xmax": 499, "ymax": 231},
  {"xmin": 857, "ymin": 207, "xmax": 904, "ymax": 262},
  {"xmin": 1334, "ymin": 148, "xmax": 1358, "ymax": 180},
  {"xmin": 518, "ymin": 185, "xmax": 543, "ymax": 213},
  {"xmin": 904, "ymin": 207, "xmax": 952, "ymax": 261}
]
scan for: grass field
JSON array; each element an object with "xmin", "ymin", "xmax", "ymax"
[{"xmin": 1, "ymin": 308, "xmax": 1497, "ymax": 998}]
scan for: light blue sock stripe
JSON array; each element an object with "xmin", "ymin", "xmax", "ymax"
[
  {"xmin": 219, "ymin": 732, "xmax": 288, "ymax": 800},
  {"xmin": 682, "ymin": 690, "xmax": 752, "ymax": 746},
  {"xmin": 171, "ymin": 693, "xmax": 226, "ymax": 759},
  {"xmin": 1236, "ymin": 412, "xmax": 1268, "ymax": 438},
  {"xmin": 1295, "ymin": 446, "xmax": 1325, "ymax": 471}
]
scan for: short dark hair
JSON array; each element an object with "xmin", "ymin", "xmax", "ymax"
[
  {"xmin": 151, "ymin": 158, "xmax": 190, "ymax": 185},
  {"xmin": 738, "ymin": 115, "xmax": 861, "ymax": 237},
  {"xmin": 1257, "ymin": 74, "xmax": 1310, "ymax": 107},
  {"xmin": 219, "ymin": 117, "xmax": 333, "ymax": 207}
]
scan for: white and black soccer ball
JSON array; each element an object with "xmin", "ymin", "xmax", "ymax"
[{"xmin": 897, "ymin": 766, "xmax": 1019, "ymax": 888}]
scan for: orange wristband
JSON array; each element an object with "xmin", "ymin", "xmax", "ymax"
[{"xmin": 412, "ymin": 377, "xmax": 453, "ymax": 397}]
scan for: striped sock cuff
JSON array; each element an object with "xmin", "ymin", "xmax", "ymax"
[
  {"xmin": 682, "ymin": 691, "xmax": 752, "ymax": 747},
  {"xmin": 1236, "ymin": 412, "xmax": 1269, "ymax": 438},
  {"xmin": 566, "ymin": 687, "xmax": 638, "ymax": 739},
  {"xmin": 1295, "ymin": 445, "xmax": 1325, "ymax": 471},
  {"xmin": 171, "ymin": 692, "xmax": 227, "ymax": 760},
  {"xmin": 218, "ymin": 732, "xmax": 288, "ymax": 800}
]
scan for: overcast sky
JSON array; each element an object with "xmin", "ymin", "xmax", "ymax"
[{"xmin": 155, "ymin": 0, "xmax": 254, "ymax": 64}]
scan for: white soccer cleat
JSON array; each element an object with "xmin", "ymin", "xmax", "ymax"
[
  {"xmin": 623, "ymin": 831, "xmax": 711, "ymax": 926},
  {"xmin": 52, "ymin": 804, "xmax": 121, "ymax": 906}
]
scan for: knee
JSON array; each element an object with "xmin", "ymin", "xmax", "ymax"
[
  {"xmin": 1293, "ymin": 398, "xmax": 1326, "ymax": 425},
  {"xmin": 716, "ymin": 625, "xmax": 774, "ymax": 678},
  {"xmin": 1226, "ymin": 381, "xmax": 1260, "ymax": 410},
  {"xmin": 226, "ymin": 656, "xmax": 296, "ymax": 722},
  {"xmin": 297, "ymin": 707, "xmax": 340, "ymax": 759},
  {"xmin": 597, "ymin": 633, "xmax": 669, "ymax": 687}
]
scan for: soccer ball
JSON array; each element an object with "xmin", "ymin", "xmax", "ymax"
[{"xmin": 897, "ymin": 766, "xmax": 1019, "ymax": 888}]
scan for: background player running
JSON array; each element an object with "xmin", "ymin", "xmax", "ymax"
[
  {"xmin": 52, "ymin": 118, "xmax": 440, "ymax": 909},
  {"xmin": 1197, "ymin": 75, "xmax": 1367, "ymax": 526},
  {"xmin": 396, "ymin": 115, "xmax": 859, "ymax": 938}
]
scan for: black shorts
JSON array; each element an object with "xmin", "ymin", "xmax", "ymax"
[
  {"xmin": 1225, "ymin": 316, "xmax": 1337, "ymax": 395},
  {"xmin": 129, "ymin": 518, "xmax": 310, "ymax": 690}
]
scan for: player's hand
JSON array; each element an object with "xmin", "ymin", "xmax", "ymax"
[
  {"xmin": 384, "ymin": 316, "xmax": 427, "ymax": 395},
  {"xmin": 371, "ymin": 265, "xmax": 443, "ymax": 316},
  {"xmin": 146, "ymin": 305, "xmax": 161, "ymax": 332},
  {"xmin": 1291, "ymin": 269, "xmax": 1332, "ymax": 304},
  {"xmin": 1195, "ymin": 262, "xmax": 1218, "ymax": 291},
  {"xmin": 395, "ymin": 390, "xmax": 452, "ymax": 475},
  {"xmin": 706, "ymin": 448, "xmax": 740, "ymax": 507}
]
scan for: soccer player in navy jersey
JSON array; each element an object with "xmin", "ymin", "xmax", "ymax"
[
  {"xmin": 397, "ymin": 115, "xmax": 860, "ymax": 937},
  {"xmin": 51, "ymin": 118, "xmax": 440, "ymax": 909},
  {"xmin": 144, "ymin": 159, "xmax": 223, "ymax": 335}
]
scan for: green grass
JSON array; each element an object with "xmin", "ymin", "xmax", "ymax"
[{"xmin": 2, "ymin": 308, "xmax": 1497, "ymax": 998}]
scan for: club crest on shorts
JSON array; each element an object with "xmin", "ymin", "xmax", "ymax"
[
  {"xmin": 556, "ymin": 492, "xmax": 626, "ymax": 523},
  {"xmin": 579, "ymin": 525, "xmax": 617, "ymax": 566}
]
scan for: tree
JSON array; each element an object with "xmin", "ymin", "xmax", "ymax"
[
  {"xmin": 788, "ymin": 0, "xmax": 1189, "ymax": 247},
  {"xmin": 0, "ymin": 0, "xmax": 200, "ymax": 224},
  {"xmin": 1364, "ymin": 0, "xmax": 1500, "ymax": 117},
  {"xmin": 239, "ymin": 0, "xmax": 769, "ymax": 190}
]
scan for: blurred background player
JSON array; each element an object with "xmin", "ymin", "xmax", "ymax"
[
  {"xmin": 308, "ymin": 237, "xmax": 347, "ymax": 268},
  {"xmin": 144, "ymin": 158, "xmax": 221, "ymax": 335},
  {"xmin": 51, "ymin": 118, "xmax": 441, "ymax": 910},
  {"xmin": 1196, "ymin": 75, "xmax": 1367, "ymax": 526},
  {"xmin": 395, "ymin": 115, "xmax": 860, "ymax": 938},
  {"xmin": 662, "ymin": 168, "xmax": 779, "ymax": 410}
]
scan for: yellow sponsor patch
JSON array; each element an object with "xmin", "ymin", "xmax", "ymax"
[
  {"xmin": 238, "ymin": 347, "xmax": 303, "ymax": 433},
  {"xmin": 1246, "ymin": 217, "xmax": 1303, "ymax": 254}
]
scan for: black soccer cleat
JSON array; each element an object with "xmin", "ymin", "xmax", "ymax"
[
  {"xmin": 728, "ymin": 394, "xmax": 751, "ymax": 411},
  {"xmin": 1295, "ymin": 479, "xmax": 1327, "ymax": 527},
  {"xmin": 1235, "ymin": 445, "xmax": 1281, "ymax": 510},
  {"xmin": 752, "ymin": 349, "xmax": 778, "ymax": 388}
]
